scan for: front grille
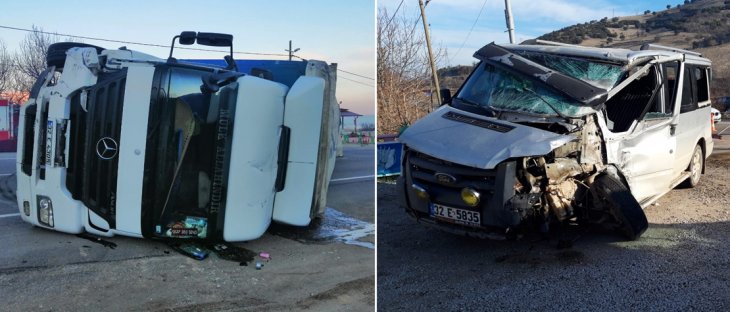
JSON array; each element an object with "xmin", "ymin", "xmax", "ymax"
[
  {"xmin": 68, "ymin": 69, "xmax": 127, "ymax": 227},
  {"xmin": 405, "ymin": 149, "xmax": 518, "ymax": 227},
  {"xmin": 408, "ymin": 151, "xmax": 498, "ymax": 193},
  {"xmin": 66, "ymin": 93, "xmax": 85, "ymax": 196}
]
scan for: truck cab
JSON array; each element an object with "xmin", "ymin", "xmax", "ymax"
[{"xmin": 17, "ymin": 32, "xmax": 340, "ymax": 242}]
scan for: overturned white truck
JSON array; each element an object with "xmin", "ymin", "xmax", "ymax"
[
  {"xmin": 17, "ymin": 32, "xmax": 340, "ymax": 241},
  {"xmin": 399, "ymin": 41, "xmax": 714, "ymax": 240}
]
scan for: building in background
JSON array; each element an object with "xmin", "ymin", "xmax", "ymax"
[{"xmin": 0, "ymin": 98, "xmax": 19, "ymax": 152}]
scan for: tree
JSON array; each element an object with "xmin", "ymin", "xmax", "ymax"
[
  {"xmin": 644, "ymin": 10, "xmax": 651, "ymax": 14},
  {"xmin": 667, "ymin": 4, "xmax": 671, "ymax": 9},
  {"xmin": 0, "ymin": 40, "xmax": 11, "ymax": 97},
  {"xmin": 377, "ymin": 8, "xmax": 446, "ymax": 134},
  {"xmin": 11, "ymin": 25, "xmax": 62, "ymax": 99}
]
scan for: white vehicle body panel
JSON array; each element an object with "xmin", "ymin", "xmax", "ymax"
[
  {"xmin": 273, "ymin": 76, "xmax": 325, "ymax": 226},
  {"xmin": 223, "ymin": 76, "xmax": 287, "ymax": 241},
  {"xmin": 113, "ymin": 66, "xmax": 155, "ymax": 236}
]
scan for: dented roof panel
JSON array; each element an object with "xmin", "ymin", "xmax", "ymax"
[{"xmin": 495, "ymin": 44, "xmax": 711, "ymax": 66}]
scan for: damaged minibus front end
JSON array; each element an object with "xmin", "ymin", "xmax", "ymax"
[{"xmin": 399, "ymin": 42, "xmax": 714, "ymax": 240}]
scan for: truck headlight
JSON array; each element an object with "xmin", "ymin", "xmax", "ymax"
[
  {"xmin": 37, "ymin": 196, "xmax": 54, "ymax": 227},
  {"xmin": 460, "ymin": 187, "xmax": 480, "ymax": 207}
]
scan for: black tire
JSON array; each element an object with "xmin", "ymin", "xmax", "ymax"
[
  {"xmin": 46, "ymin": 42, "xmax": 104, "ymax": 69},
  {"xmin": 680, "ymin": 144, "xmax": 703, "ymax": 188},
  {"xmin": 591, "ymin": 173, "xmax": 648, "ymax": 240}
]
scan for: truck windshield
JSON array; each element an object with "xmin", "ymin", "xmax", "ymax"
[
  {"xmin": 142, "ymin": 66, "xmax": 235, "ymax": 240},
  {"xmin": 455, "ymin": 62, "xmax": 597, "ymax": 118}
]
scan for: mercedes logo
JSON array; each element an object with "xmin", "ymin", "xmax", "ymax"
[{"xmin": 96, "ymin": 137, "xmax": 118, "ymax": 160}]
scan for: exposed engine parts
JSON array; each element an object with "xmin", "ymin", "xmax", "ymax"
[{"xmin": 513, "ymin": 115, "xmax": 608, "ymax": 227}]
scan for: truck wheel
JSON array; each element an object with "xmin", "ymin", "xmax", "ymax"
[
  {"xmin": 680, "ymin": 144, "xmax": 703, "ymax": 188},
  {"xmin": 591, "ymin": 173, "xmax": 648, "ymax": 240},
  {"xmin": 46, "ymin": 42, "xmax": 104, "ymax": 69}
]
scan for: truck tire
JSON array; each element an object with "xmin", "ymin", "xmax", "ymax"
[
  {"xmin": 46, "ymin": 42, "xmax": 104, "ymax": 69},
  {"xmin": 680, "ymin": 144, "xmax": 703, "ymax": 188},
  {"xmin": 591, "ymin": 173, "xmax": 648, "ymax": 240}
]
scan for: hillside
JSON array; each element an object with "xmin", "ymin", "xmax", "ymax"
[{"xmin": 440, "ymin": 0, "xmax": 730, "ymax": 109}]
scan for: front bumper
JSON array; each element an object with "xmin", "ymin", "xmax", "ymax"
[{"xmin": 400, "ymin": 150, "xmax": 522, "ymax": 233}]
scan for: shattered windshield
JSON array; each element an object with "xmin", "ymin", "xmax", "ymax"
[
  {"xmin": 456, "ymin": 62, "xmax": 595, "ymax": 117},
  {"xmin": 143, "ymin": 66, "xmax": 235, "ymax": 240},
  {"xmin": 515, "ymin": 51, "xmax": 625, "ymax": 90}
]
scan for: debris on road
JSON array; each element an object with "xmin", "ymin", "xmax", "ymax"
[{"xmin": 168, "ymin": 243, "xmax": 209, "ymax": 261}]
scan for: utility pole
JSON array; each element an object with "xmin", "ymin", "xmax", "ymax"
[
  {"xmin": 286, "ymin": 40, "xmax": 300, "ymax": 61},
  {"xmin": 419, "ymin": 0, "xmax": 442, "ymax": 106},
  {"xmin": 504, "ymin": 0, "xmax": 516, "ymax": 44}
]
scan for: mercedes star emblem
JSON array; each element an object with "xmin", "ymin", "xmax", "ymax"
[{"xmin": 96, "ymin": 137, "xmax": 118, "ymax": 160}]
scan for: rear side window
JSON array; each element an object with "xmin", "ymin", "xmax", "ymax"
[{"xmin": 694, "ymin": 67, "xmax": 709, "ymax": 103}]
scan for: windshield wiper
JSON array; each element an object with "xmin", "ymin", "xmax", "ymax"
[{"xmin": 454, "ymin": 97, "xmax": 497, "ymax": 117}]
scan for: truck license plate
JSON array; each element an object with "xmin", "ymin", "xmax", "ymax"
[{"xmin": 430, "ymin": 203, "xmax": 481, "ymax": 227}]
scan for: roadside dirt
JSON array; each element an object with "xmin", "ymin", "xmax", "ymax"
[{"xmin": 646, "ymin": 153, "xmax": 730, "ymax": 225}]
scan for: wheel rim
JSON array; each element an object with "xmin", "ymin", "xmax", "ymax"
[{"xmin": 691, "ymin": 148, "xmax": 702, "ymax": 184}]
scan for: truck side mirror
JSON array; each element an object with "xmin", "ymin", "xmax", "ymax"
[
  {"xmin": 178, "ymin": 31, "xmax": 197, "ymax": 45},
  {"xmin": 196, "ymin": 32, "xmax": 233, "ymax": 47},
  {"xmin": 440, "ymin": 88, "xmax": 452, "ymax": 105},
  {"xmin": 168, "ymin": 31, "xmax": 236, "ymax": 68}
]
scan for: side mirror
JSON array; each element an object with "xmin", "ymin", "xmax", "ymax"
[
  {"xmin": 196, "ymin": 32, "xmax": 233, "ymax": 47},
  {"xmin": 178, "ymin": 31, "xmax": 197, "ymax": 45},
  {"xmin": 168, "ymin": 31, "xmax": 236, "ymax": 67},
  {"xmin": 440, "ymin": 88, "xmax": 452, "ymax": 105}
]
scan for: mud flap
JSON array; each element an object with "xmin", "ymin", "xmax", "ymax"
[{"xmin": 591, "ymin": 173, "xmax": 648, "ymax": 240}]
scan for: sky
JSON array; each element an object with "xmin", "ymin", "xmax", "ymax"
[
  {"xmin": 0, "ymin": 0, "xmax": 375, "ymax": 115},
  {"xmin": 378, "ymin": 0, "xmax": 690, "ymax": 67}
]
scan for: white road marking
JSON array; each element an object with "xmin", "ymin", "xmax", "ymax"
[
  {"xmin": 719, "ymin": 124, "xmax": 730, "ymax": 135},
  {"xmin": 0, "ymin": 173, "xmax": 14, "ymax": 176},
  {"xmin": 0, "ymin": 213, "xmax": 20, "ymax": 219},
  {"xmin": 330, "ymin": 175, "xmax": 374, "ymax": 182}
]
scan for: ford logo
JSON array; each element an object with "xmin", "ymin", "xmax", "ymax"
[{"xmin": 434, "ymin": 172, "xmax": 456, "ymax": 185}]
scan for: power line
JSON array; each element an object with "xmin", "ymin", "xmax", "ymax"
[
  {"xmin": 338, "ymin": 69, "xmax": 373, "ymax": 80},
  {"xmin": 383, "ymin": 0, "xmax": 405, "ymax": 30},
  {"xmin": 450, "ymin": 0, "xmax": 489, "ymax": 65},
  {"xmin": 0, "ymin": 25, "xmax": 290, "ymax": 57},
  {"xmin": 338, "ymin": 75, "xmax": 374, "ymax": 88},
  {"xmin": 1, "ymin": 24, "xmax": 375, "ymax": 82}
]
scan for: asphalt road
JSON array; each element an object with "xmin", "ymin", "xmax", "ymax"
[
  {"xmin": 0, "ymin": 144, "xmax": 374, "ymax": 311},
  {"xmin": 716, "ymin": 120, "xmax": 730, "ymax": 137},
  {"xmin": 377, "ymin": 138, "xmax": 730, "ymax": 311}
]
